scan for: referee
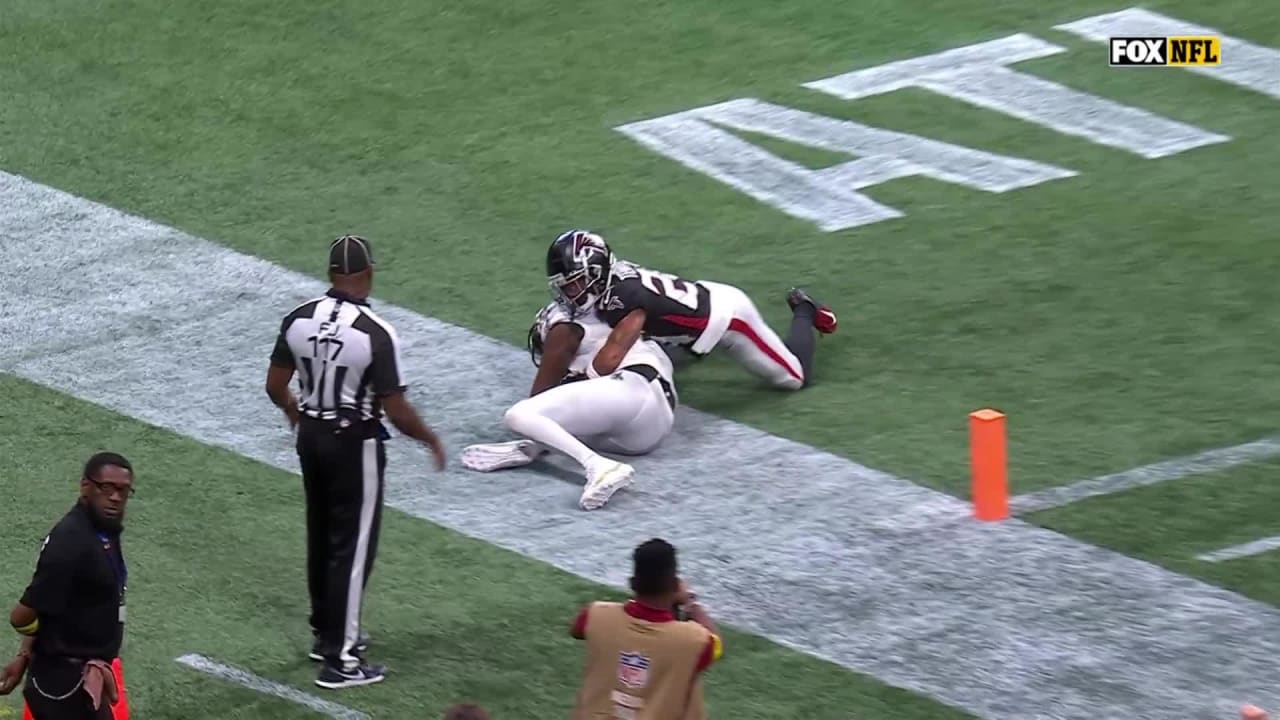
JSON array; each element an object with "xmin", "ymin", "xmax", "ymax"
[{"xmin": 265, "ymin": 234, "xmax": 447, "ymax": 690}]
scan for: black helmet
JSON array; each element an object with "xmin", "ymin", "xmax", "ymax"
[{"xmin": 546, "ymin": 229, "xmax": 614, "ymax": 313}]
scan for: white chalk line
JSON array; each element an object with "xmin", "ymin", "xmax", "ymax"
[
  {"xmin": 175, "ymin": 654, "xmax": 369, "ymax": 720},
  {"xmin": 1010, "ymin": 435, "xmax": 1280, "ymax": 514},
  {"xmin": 1198, "ymin": 537, "xmax": 1280, "ymax": 563}
]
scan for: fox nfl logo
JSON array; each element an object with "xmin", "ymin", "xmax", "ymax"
[{"xmin": 1109, "ymin": 36, "xmax": 1221, "ymax": 66}]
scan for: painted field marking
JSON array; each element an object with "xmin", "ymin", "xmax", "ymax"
[
  {"xmin": 803, "ymin": 32, "xmax": 1228, "ymax": 158},
  {"xmin": 175, "ymin": 654, "xmax": 369, "ymax": 720},
  {"xmin": 616, "ymin": 7, "xmax": 1264, "ymax": 232},
  {"xmin": 1010, "ymin": 435, "xmax": 1280, "ymax": 514},
  {"xmin": 1198, "ymin": 537, "xmax": 1280, "ymax": 564},
  {"xmin": 616, "ymin": 94, "xmax": 1075, "ymax": 232},
  {"xmin": 1055, "ymin": 7, "xmax": 1280, "ymax": 101},
  {"xmin": 7, "ymin": 169, "xmax": 1280, "ymax": 719}
]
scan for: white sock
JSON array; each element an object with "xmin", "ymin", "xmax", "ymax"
[{"xmin": 503, "ymin": 406, "xmax": 601, "ymax": 471}]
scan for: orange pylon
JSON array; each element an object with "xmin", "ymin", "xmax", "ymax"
[{"xmin": 969, "ymin": 408, "xmax": 1008, "ymax": 521}]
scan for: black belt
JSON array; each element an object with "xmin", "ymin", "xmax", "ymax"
[
  {"xmin": 621, "ymin": 364, "xmax": 676, "ymax": 410},
  {"xmin": 299, "ymin": 412, "xmax": 388, "ymax": 440}
]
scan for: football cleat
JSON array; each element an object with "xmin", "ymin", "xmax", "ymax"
[
  {"xmin": 579, "ymin": 458, "xmax": 635, "ymax": 510},
  {"xmin": 461, "ymin": 440, "xmax": 547, "ymax": 472},
  {"xmin": 787, "ymin": 288, "xmax": 837, "ymax": 334}
]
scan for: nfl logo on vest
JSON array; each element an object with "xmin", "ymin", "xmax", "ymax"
[{"xmin": 617, "ymin": 652, "xmax": 650, "ymax": 689}]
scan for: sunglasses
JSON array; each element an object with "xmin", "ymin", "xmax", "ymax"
[{"xmin": 89, "ymin": 478, "xmax": 136, "ymax": 498}]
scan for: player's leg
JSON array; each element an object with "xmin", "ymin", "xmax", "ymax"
[
  {"xmin": 502, "ymin": 376, "xmax": 649, "ymax": 463},
  {"xmin": 591, "ymin": 377, "xmax": 675, "ymax": 456},
  {"xmin": 501, "ymin": 374, "xmax": 649, "ymax": 509},
  {"xmin": 784, "ymin": 286, "xmax": 837, "ymax": 382},
  {"xmin": 703, "ymin": 282, "xmax": 806, "ymax": 390},
  {"xmin": 704, "ymin": 282, "xmax": 836, "ymax": 390}
]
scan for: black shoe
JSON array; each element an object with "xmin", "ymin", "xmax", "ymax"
[
  {"xmin": 314, "ymin": 661, "xmax": 386, "ymax": 689},
  {"xmin": 309, "ymin": 631, "xmax": 371, "ymax": 662}
]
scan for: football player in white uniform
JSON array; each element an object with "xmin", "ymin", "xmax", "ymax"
[
  {"xmin": 545, "ymin": 230, "xmax": 837, "ymax": 391},
  {"xmin": 460, "ymin": 301, "xmax": 677, "ymax": 510}
]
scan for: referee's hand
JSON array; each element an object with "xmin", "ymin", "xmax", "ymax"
[
  {"xmin": 428, "ymin": 436, "xmax": 446, "ymax": 471},
  {"xmin": 285, "ymin": 401, "xmax": 300, "ymax": 430},
  {"xmin": 383, "ymin": 393, "xmax": 446, "ymax": 471}
]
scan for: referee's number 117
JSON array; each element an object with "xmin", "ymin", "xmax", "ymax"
[{"xmin": 309, "ymin": 335, "xmax": 344, "ymax": 361}]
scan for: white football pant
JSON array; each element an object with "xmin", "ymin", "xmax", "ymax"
[
  {"xmin": 502, "ymin": 368, "xmax": 674, "ymax": 469},
  {"xmin": 698, "ymin": 280, "xmax": 805, "ymax": 391}
]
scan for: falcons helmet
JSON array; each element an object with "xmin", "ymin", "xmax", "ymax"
[{"xmin": 546, "ymin": 229, "xmax": 614, "ymax": 315}]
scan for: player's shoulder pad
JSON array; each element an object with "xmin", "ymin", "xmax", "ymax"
[
  {"xmin": 534, "ymin": 301, "xmax": 578, "ymax": 337},
  {"xmin": 611, "ymin": 259, "xmax": 642, "ymax": 280}
]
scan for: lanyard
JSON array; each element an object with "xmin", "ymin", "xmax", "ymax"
[{"xmin": 98, "ymin": 532, "xmax": 127, "ymax": 596}]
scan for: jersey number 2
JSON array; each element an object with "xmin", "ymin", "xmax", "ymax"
[{"xmin": 639, "ymin": 269, "xmax": 699, "ymax": 310}]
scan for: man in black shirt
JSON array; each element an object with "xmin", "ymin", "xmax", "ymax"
[{"xmin": 0, "ymin": 452, "xmax": 134, "ymax": 720}]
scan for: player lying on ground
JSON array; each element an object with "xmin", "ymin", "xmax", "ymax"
[
  {"xmin": 460, "ymin": 301, "xmax": 678, "ymax": 511},
  {"xmin": 545, "ymin": 230, "xmax": 837, "ymax": 391}
]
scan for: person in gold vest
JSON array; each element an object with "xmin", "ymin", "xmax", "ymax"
[{"xmin": 570, "ymin": 538, "xmax": 723, "ymax": 719}]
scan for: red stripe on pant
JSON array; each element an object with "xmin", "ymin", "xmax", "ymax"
[
  {"xmin": 23, "ymin": 657, "xmax": 129, "ymax": 720},
  {"xmin": 662, "ymin": 314, "xmax": 803, "ymax": 383},
  {"xmin": 726, "ymin": 318, "xmax": 803, "ymax": 383}
]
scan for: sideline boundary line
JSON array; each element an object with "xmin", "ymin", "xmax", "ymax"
[
  {"xmin": 175, "ymin": 654, "xmax": 369, "ymax": 720},
  {"xmin": 1010, "ymin": 435, "xmax": 1280, "ymax": 514}
]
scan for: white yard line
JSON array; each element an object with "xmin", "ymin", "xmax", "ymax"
[
  {"xmin": 175, "ymin": 654, "xmax": 369, "ymax": 720},
  {"xmin": 1010, "ymin": 436, "xmax": 1280, "ymax": 515},
  {"xmin": 1198, "ymin": 537, "xmax": 1280, "ymax": 564}
]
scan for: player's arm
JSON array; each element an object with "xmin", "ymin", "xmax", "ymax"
[
  {"xmin": 590, "ymin": 309, "xmax": 646, "ymax": 377},
  {"xmin": 265, "ymin": 318, "xmax": 299, "ymax": 427},
  {"xmin": 530, "ymin": 322, "xmax": 584, "ymax": 397}
]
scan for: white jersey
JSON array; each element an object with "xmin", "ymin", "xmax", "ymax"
[{"xmin": 535, "ymin": 302, "xmax": 675, "ymax": 384}]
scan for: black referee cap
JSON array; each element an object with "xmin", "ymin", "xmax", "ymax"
[{"xmin": 329, "ymin": 235, "xmax": 376, "ymax": 275}]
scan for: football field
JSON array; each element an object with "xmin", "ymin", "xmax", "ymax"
[{"xmin": 1, "ymin": 0, "xmax": 1278, "ymax": 718}]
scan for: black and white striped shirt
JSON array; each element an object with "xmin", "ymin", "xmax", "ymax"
[{"xmin": 271, "ymin": 289, "xmax": 407, "ymax": 422}]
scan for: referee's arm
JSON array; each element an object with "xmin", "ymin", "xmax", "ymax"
[
  {"xmin": 265, "ymin": 316, "xmax": 300, "ymax": 428},
  {"xmin": 371, "ymin": 327, "xmax": 446, "ymax": 470}
]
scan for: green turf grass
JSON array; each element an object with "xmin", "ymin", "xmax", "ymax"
[
  {"xmin": 1, "ymin": 0, "xmax": 1279, "ymax": 712},
  {"xmin": 0, "ymin": 374, "xmax": 971, "ymax": 719},
  {"xmin": 0, "ymin": 0, "xmax": 1276, "ymax": 500},
  {"xmin": 1030, "ymin": 458, "xmax": 1280, "ymax": 605}
]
